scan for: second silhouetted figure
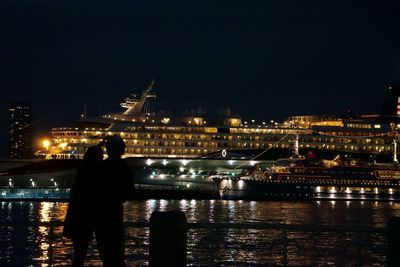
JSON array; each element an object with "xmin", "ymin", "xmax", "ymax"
[{"xmin": 95, "ymin": 135, "xmax": 135, "ymax": 267}]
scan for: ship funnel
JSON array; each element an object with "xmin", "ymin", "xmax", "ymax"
[{"xmin": 121, "ymin": 81, "xmax": 157, "ymax": 115}]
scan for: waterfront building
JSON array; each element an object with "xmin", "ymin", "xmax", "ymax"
[
  {"xmin": 36, "ymin": 84, "xmax": 400, "ymax": 162},
  {"xmin": 9, "ymin": 102, "xmax": 33, "ymax": 159}
]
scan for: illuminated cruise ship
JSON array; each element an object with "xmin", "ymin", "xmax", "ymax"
[{"xmin": 37, "ymin": 84, "xmax": 400, "ymax": 162}]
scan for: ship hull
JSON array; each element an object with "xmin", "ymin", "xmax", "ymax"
[
  {"xmin": 213, "ymin": 177, "xmax": 400, "ymax": 201},
  {"xmin": 213, "ymin": 178, "xmax": 315, "ymax": 200}
]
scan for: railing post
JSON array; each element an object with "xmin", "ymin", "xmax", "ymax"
[
  {"xmin": 149, "ymin": 211, "xmax": 187, "ymax": 267},
  {"xmin": 387, "ymin": 217, "xmax": 400, "ymax": 267}
]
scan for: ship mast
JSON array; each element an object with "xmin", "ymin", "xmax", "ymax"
[{"xmin": 147, "ymin": 79, "xmax": 155, "ymax": 92}]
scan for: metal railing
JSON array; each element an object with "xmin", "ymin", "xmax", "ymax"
[{"xmin": 1, "ymin": 220, "xmax": 387, "ymax": 266}]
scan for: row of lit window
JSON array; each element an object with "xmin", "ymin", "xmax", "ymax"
[
  {"xmin": 53, "ymin": 136, "xmax": 394, "ymax": 153},
  {"xmin": 53, "ymin": 130, "xmax": 398, "ymax": 149},
  {"xmin": 307, "ymin": 137, "xmax": 388, "ymax": 145},
  {"xmin": 275, "ymin": 177, "xmax": 397, "ymax": 185},
  {"xmin": 126, "ymin": 148, "xmax": 208, "ymax": 155}
]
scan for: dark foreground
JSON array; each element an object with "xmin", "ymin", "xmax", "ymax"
[{"xmin": 1, "ymin": 199, "xmax": 399, "ymax": 266}]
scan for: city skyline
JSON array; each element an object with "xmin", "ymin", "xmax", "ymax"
[{"xmin": 1, "ymin": 1, "xmax": 400, "ymax": 157}]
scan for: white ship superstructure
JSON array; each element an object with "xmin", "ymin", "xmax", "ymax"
[{"xmin": 37, "ymin": 84, "xmax": 400, "ymax": 161}]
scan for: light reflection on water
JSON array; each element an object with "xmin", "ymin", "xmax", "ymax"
[{"xmin": 0, "ymin": 200, "xmax": 399, "ymax": 266}]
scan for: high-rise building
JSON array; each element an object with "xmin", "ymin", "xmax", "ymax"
[{"xmin": 8, "ymin": 102, "xmax": 33, "ymax": 159}]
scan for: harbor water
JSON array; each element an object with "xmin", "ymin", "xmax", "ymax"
[{"xmin": 1, "ymin": 199, "xmax": 399, "ymax": 266}]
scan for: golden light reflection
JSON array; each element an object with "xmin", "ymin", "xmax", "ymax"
[
  {"xmin": 145, "ymin": 199, "xmax": 157, "ymax": 220},
  {"xmin": 179, "ymin": 199, "xmax": 188, "ymax": 210},
  {"xmin": 37, "ymin": 225, "xmax": 50, "ymax": 266},
  {"xmin": 40, "ymin": 202, "xmax": 54, "ymax": 222},
  {"xmin": 38, "ymin": 202, "xmax": 66, "ymax": 266},
  {"xmin": 60, "ymin": 203, "xmax": 68, "ymax": 219},
  {"xmin": 208, "ymin": 199, "xmax": 215, "ymax": 223},
  {"xmin": 159, "ymin": 199, "xmax": 167, "ymax": 211}
]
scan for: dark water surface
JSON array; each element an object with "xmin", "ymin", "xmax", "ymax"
[{"xmin": 1, "ymin": 200, "xmax": 399, "ymax": 266}]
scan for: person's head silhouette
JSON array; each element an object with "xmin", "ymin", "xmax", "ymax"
[
  {"xmin": 101, "ymin": 136, "xmax": 126, "ymax": 160},
  {"xmin": 84, "ymin": 145, "xmax": 103, "ymax": 162}
]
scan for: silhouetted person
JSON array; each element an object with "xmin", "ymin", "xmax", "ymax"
[
  {"xmin": 63, "ymin": 145, "xmax": 104, "ymax": 266},
  {"xmin": 94, "ymin": 136, "xmax": 134, "ymax": 267}
]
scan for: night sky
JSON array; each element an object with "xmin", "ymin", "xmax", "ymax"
[{"xmin": 1, "ymin": 1, "xmax": 400, "ymax": 157}]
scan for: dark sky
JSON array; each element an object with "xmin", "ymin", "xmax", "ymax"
[{"xmin": 1, "ymin": 0, "xmax": 400, "ymax": 157}]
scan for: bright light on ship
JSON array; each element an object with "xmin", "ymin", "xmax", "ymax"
[
  {"xmin": 360, "ymin": 188, "xmax": 365, "ymax": 194},
  {"xmin": 161, "ymin": 117, "xmax": 170, "ymax": 124},
  {"xmin": 59, "ymin": 143, "xmax": 68, "ymax": 149},
  {"xmin": 159, "ymin": 174, "xmax": 165, "ymax": 179},
  {"xmin": 179, "ymin": 167, "xmax": 185, "ymax": 172},
  {"xmin": 42, "ymin": 140, "xmax": 50, "ymax": 148},
  {"xmin": 228, "ymin": 160, "xmax": 235, "ymax": 165},
  {"xmin": 181, "ymin": 159, "xmax": 189, "ymax": 166},
  {"xmin": 250, "ymin": 161, "xmax": 256, "ymax": 166},
  {"xmin": 345, "ymin": 187, "xmax": 351, "ymax": 194},
  {"xmin": 389, "ymin": 188, "xmax": 394, "ymax": 195},
  {"xmin": 162, "ymin": 159, "xmax": 168, "ymax": 166},
  {"xmin": 238, "ymin": 180, "xmax": 244, "ymax": 189},
  {"xmin": 146, "ymin": 159, "xmax": 154, "ymax": 166},
  {"xmin": 315, "ymin": 186, "xmax": 321, "ymax": 193},
  {"xmin": 220, "ymin": 178, "xmax": 229, "ymax": 188},
  {"xmin": 374, "ymin": 188, "xmax": 379, "ymax": 194},
  {"xmin": 329, "ymin": 187, "xmax": 336, "ymax": 193}
]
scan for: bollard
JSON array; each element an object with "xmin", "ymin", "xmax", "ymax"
[
  {"xmin": 387, "ymin": 217, "xmax": 400, "ymax": 267},
  {"xmin": 149, "ymin": 211, "xmax": 187, "ymax": 267}
]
